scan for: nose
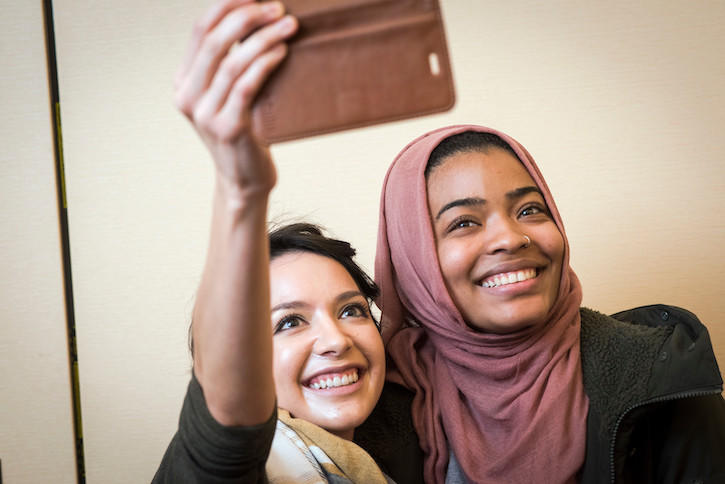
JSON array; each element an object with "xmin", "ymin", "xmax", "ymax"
[
  {"xmin": 485, "ymin": 215, "xmax": 529, "ymax": 254},
  {"xmin": 312, "ymin": 313, "xmax": 352, "ymax": 357}
]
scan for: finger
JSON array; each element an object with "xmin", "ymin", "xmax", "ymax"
[
  {"xmin": 193, "ymin": 15, "xmax": 297, "ymax": 123},
  {"xmin": 176, "ymin": 2, "xmax": 285, "ymax": 114},
  {"xmin": 214, "ymin": 43, "xmax": 288, "ymax": 139},
  {"xmin": 176, "ymin": 0, "xmax": 255, "ymax": 86}
]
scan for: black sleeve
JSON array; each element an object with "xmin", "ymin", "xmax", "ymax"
[
  {"xmin": 152, "ymin": 374, "xmax": 277, "ymax": 484},
  {"xmin": 652, "ymin": 394, "xmax": 725, "ymax": 484}
]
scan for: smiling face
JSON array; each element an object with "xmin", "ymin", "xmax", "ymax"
[
  {"xmin": 426, "ymin": 148, "xmax": 565, "ymax": 333},
  {"xmin": 269, "ymin": 251, "xmax": 385, "ymax": 440}
]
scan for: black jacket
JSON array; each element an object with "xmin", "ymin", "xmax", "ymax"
[{"xmin": 354, "ymin": 305, "xmax": 725, "ymax": 484}]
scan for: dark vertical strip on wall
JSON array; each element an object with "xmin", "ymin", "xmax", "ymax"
[{"xmin": 42, "ymin": 2, "xmax": 86, "ymax": 483}]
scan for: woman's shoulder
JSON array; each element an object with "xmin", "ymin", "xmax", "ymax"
[
  {"xmin": 579, "ymin": 305, "xmax": 674, "ymax": 387},
  {"xmin": 153, "ymin": 374, "xmax": 277, "ymax": 483},
  {"xmin": 579, "ymin": 304, "xmax": 720, "ymax": 384},
  {"xmin": 579, "ymin": 305, "xmax": 725, "ymax": 482},
  {"xmin": 579, "ymin": 304, "xmax": 723, "ymax": 431}
]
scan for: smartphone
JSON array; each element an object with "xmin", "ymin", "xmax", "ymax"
[{"xmin": 251, "ymin": 0, "xmax": 455, "ymax": 143}]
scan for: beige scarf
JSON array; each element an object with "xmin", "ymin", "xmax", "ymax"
[{"xmin": 266, "ymin": 409, "xmax": 389, "ymax": 484}]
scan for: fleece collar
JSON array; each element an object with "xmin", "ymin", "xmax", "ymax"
[{"xmin": 580, "ymin": 304, "xmax": 723, "ymax": 437}]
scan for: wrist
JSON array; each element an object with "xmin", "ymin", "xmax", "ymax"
[{"xmin": 214, "ymin": 171, "xmax": 273, "ymax": 209}]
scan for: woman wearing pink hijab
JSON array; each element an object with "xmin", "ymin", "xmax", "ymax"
[{"xmin": 357, "ymin": 125, "xmax": 725, "ymax": 483}]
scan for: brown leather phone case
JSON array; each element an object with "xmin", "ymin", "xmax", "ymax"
[{"xmin": 252, "ymin": 0, "xmax": 455, "ymax": 143}]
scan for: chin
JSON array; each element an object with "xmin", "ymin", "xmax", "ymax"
[
  {"xmin": 470, "ymin": 307, "xmax": 551, "ymax": 333},
  {"xmin": 472, "ymin": 320, "xmax": 534, "ymax": 334},
  {"xmin": 315, "ymin": 412, "xmax": 365, "ymax": 438},
  {"xmin": 310, "ymin": 400, "xmax": 371, "ymax": 428}
]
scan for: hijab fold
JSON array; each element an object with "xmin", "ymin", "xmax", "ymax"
[{"xmin": 375, "ymin": 125, "xmax": 588, "ymax": 484}]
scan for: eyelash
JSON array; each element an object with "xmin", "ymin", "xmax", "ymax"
[
  {"xmin": 340, "ymin": 302, "xmax": 369, "ymax": 319},
  {"xmin": 445, "ymin": 203, "xmax": 549, "ymax": 234},
  {"xmin": 519, "ymin": 203, "xmax": 549, "ymax": 218},
  {"xmin": 273, "ymin": 302, "xmax": 370, "ymax": 334},
  {"xmin": 446, "ymin": 216, "xmax": 479, "ymax": 234},
  {"xmin": 274, "ymin": 314, "xmax": 305, "ymax": 334}
]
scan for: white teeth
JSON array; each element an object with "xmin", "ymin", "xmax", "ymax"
[
  {"xmin": 481, "ymin": 268, "xmax": 536, "ymax": 288},
  {"xmin": 309, "ymin": 369, "xmax": 359, "ymax": 390}
]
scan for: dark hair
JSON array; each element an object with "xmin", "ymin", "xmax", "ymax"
[
  {"xmin": 189, "ymin": 223, "xmax": 379, "ymax": 356},
  {"xmin": 268, "ymin": 223, "xmax": 379, "ymax": 306},
  {"xmin": 425, "ymin": 131, "xmax": 521, "ymax": 178}
]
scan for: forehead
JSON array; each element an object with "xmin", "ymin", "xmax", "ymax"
[
  {"xmin": 426, "ymin": 149, "xmax": 536, "ymax": 205},
  {"xmin": 269, "ymin": 252, "xmax": 359, "ymax": 304}
]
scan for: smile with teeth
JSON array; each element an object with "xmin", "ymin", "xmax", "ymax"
[
  {"xmin": 480, "ymin": 268, "xmax": 537, "ymax": 288},
  {"xmin": 309, "ymin": 369, "xmax": 359, "ymax": 390}
]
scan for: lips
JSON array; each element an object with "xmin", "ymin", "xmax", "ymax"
[
  {"xmin": 476, "ymin": 260, "xmax": 544, "ymax": 288},
  {"xmin": 480, "ymin": 268, "xmax": 537, "ymax": 288},
  {"xmin": 304, "ymin": 366, "xmax": 362, "ymax": 390},
  {"xmin": 309, "ymin": 369, "xmax": 359, "ymax": 389}
]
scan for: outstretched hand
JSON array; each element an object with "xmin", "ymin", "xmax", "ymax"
[{"xmin": 174, "ymin": 0, "xmax": 297, "ymax": 196}]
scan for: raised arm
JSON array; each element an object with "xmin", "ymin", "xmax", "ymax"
[{"xmin": 174, "ymin": 0, "xmax": 298, "ymax": 427}]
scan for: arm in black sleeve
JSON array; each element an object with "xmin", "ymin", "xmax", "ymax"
[{"xmin": 152, "ymin": 374, "xmax": 277, "ymax": 484}]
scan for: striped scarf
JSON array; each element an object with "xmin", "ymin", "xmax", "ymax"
[{"xmin": 266, "ymin": 409, "xmax": 391, "ymax": 483}]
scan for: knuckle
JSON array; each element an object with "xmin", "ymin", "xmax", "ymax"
[
  {"xmin": 214, "ymin": 119, "xmax": 243, "ymax": 142},
  {"xmin": 192, "ymin": 19, "xmax": 209, "ymax": 39},
  {"xmin": 249, "ymin": 29, "xmax": 284, "ymax": 54},
  {"xmin": 201, "ymin": 34, "xmax": 224, "ymax": 57},
  {"xmin": 192, "ymin": 106, "xmax": 213, "ymax": 129},
  {"xmin": 234, "ymin": 9, "xmax": 258, "ymax": 34},
  {"xmin": 174, "ymin": 92, "xmax": 192, "ymax": 115},
  {"xmin": 244, "ymin": 35, "xmax": 264, "ymax": 55},
  {"xmin": 234, "ymin": 80, "xmax": 256, "ymax": 103},
  {"xmin": 217, "ymin": 59, "xmax": 238, "ymax": 84},
  {"xmin": 262, "ymin": 22, "xmax": 287, "ymax": 44}
]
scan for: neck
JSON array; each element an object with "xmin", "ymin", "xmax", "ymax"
[{"xmin": 330, "ymin": 427, "xmax": 355, "ymax": 441}]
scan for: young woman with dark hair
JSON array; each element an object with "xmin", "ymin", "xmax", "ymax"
[{"xmin": 153, "ymin": 2, "xmax": 392, "ymax": 482}]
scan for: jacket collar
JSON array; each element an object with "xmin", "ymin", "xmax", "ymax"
[{"xmin": 581, "ymin": 304, "xmax": 722, "ymax": 439}]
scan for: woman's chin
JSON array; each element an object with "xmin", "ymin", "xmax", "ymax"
[{"xmin": 465, "ymin": 304, "xmax": 552, "ymax": 334}]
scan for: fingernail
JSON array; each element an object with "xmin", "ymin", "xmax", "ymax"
[
  {"xmin": 279, "ymin": 15, "xmax": 297, "ymax": 33},
  {"xmin": 263, "ymin": 1, "xmax": 283, "ymax": 16}
]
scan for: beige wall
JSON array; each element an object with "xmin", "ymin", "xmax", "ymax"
[
  {"xmin": 13, "ymin": 0, "xmax": 721, "ymax": 482},
  {"xmin": 0, "ymin": 2, "xmax": 77, "ymax": 483}
]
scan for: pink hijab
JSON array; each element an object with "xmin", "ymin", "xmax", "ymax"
[{"xmin": 375, "ymin": 125, "xmax": 588, "ymax": 484}]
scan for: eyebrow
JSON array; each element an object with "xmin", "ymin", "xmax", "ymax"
[
  {"xmin": 506, "ymin": 186, "xmax": 542, "ymax": 200},
  {"xmin": 271, "ymin": 290, "xmax": 365, "ymax": 313},
  {"xmin": 435, "ymin": 197, "xmax": 485, "ymax": 221},
  {"xmin": 434, "ymin": 186, "xmax": 543, "ymax": 221}
]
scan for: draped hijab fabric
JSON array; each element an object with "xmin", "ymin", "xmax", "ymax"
[{"xmin": 375, "ymin": 125, "xmax": 588, "ymax": 484}]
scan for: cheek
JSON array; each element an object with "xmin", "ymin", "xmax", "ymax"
[
  {"xmin": 541, "ymin": 225, "xmax": 565, "ymax": 281},
  {"xmin": 353, "ymin": 324, "xmax": 383, "ymax": 354},
  {"xmin": 367, "ymin": 332, "xmax": 386, "ymax": 369},
  {"xmin": 361, "ymin": 330, "xmax": 386, "ymax": 395},
  {"xmin": 272, "ymin": 339, "xmax": 307, "ymax": 391},
  {"xmin": 436, "ymin": 240, "xmax": 470, "ymax": 283}
]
